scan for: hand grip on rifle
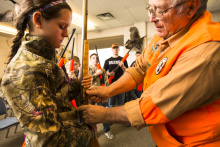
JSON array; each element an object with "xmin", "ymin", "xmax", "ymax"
[
  {"xmin": 108, "ymin": 75, "xmax": 114, "ymax": 85},
  {"xmin": 97, "ymin": 63, "xmax": 102, "ymax": 79},
  {"xmin": 121, "ymin": 54, "xmax": 129, "ymax": 62},
  {"xmin": 58, "ymin": 58, "xmax": 65, "ymax": 68},
  {"xmin": 70, "ymin": 59, "xmax": 74, "ymax": 72}
]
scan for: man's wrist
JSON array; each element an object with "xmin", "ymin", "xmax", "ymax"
[
  {"xmin": 104, "ymin": 107, "xmax": 115, "ymax": 123},
  {"xmin": 122, "ymin": 65, "xmax": 126, "ymax": 71}
]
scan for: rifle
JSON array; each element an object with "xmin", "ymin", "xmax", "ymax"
[
  {"xmin": 108, "ymin": 48, "xmax": 131, "ymax": 85},
  {"xmin": 108, "ymin": 35, "xmax": 147, "ymax": 84},
  {"xmin": 78, "ymin": 0, "xmax": 89, "ymax": 123},
  {"xmin": 69, "ymin": 38, "xmax": 75, "ymax": 79},
  {"xmin": 57, "ymin": 28, "xmax": 76, "ymax": 67},
  {"xmin": 95, "ymin": 45, "xmax": 105, "ymax": 86},
  {"xmin": 95, "ymin": 45, "xmax": 102, "ymax": 80}
]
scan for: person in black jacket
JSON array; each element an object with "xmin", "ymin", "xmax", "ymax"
[{"xmin": 103, "ymin": 43, "xmax": 128, "ymax": 108}]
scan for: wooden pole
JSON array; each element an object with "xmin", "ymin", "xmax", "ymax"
[{"xmin": 80, "ymin": 0, "xmax": 89, "ymax": 105}]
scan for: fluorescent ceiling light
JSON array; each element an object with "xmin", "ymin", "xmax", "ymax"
[
  {"xmin": 0, "ymin": 12, "xmax": 96, "ymax": 35},
  {"xmin": 0, "ymin": 25, "xmax": 17, "ymax": 35},
  {"xmin": 72, "ymin": 12, "xmax": 96, "ymax": 30},
  {"xmin": 0, "ymin": 25, "xmax": 28, "ymax": 35}
]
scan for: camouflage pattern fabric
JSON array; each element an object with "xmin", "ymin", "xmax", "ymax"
[
  {"xmin": 1, "ymin": 36, "xmax": 94, "ymax": 147},
  {"xmin": 89, "ymin": 65, "xmax": 109, "ymax": 87}
]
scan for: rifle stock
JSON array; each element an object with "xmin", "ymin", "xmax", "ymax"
[
  {"xmin": 69, "ymin": 59, "xmax": 74, "ymax": 72},
  {"xmin": 108, "ymin": 76, "xmax": 114, "ymax": 85},
  {"xmin": 58, "ymin": 58, "xmax": 65, "ymax": 68}
]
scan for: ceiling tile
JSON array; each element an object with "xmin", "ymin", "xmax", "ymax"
[{"xmin": 128, "ymin": 5, "xmax": 149, "ymax": 22}]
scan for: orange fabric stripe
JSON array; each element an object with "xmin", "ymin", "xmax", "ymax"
[
  {"xmin": 149, "ymin": 100, "xmax": 220, "ymax": 146},
  {"xmin": 140, "ymin": 96, "xmax": 170, "ymax": 124},
  {"xmin": 166, "ymin": 99, "xmax": 220, "ymax": 144}
]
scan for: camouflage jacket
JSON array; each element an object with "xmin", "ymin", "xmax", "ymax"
[
  {"xmin": 89, "ymin": 65, "xmax": 109, "ymax": 87},
  {"xmin": 1, "ymin": 36, "xmax": 94, "ymax": 147}
]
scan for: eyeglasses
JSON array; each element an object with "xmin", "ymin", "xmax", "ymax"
[{"xmin": 146, "ymin": 2, "xmax": 185, "ymax": 20}]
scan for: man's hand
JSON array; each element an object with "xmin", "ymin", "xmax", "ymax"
[
  {"xmin": 77, "ymin": 105, "xmax": 130, "ymax": 124},
  {"xmin": 77, "ymin": 105, "xmax": 106, "ymax": 124},
  {"xmin": 87, "ymin": 86, "xmax": 110, "ymax": 103},
  {"xmin": 81, "ymin": 75, "xmax": 93, "ymax": 89}
]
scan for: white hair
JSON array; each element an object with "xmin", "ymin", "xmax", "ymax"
[{"xmin": 173, "ymin": 0, "xmax": 208, "ymax": 15}]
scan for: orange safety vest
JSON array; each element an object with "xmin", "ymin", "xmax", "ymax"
[{"xmin": 142, "ymin": 11, "xmax": 220, "ymax": 146}]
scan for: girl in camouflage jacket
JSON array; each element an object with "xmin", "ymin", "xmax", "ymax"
[{"xmin": 1, "ymin": 0, "xmax": 95, "ymax": 146}]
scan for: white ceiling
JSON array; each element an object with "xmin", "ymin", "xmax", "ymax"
[{"xmin": 1, "ymin": 0, "xmax": 220, "ymax": 34}]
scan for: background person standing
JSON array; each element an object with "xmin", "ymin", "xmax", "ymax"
[
  {"xmin": 126, "ymin": 51, "xmax": 143, "ymax": 102},
  {"xmin": 89, "ymin": 53, "xmax": 115, "ymax": 140},
  {"xmin": 103, "ymin": 43, "xmax": 128, "ymax": 108}
]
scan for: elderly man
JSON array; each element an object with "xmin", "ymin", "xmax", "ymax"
[{"xmin": 78, "ymin": 0, "xmax": 220, "ymax": 146}]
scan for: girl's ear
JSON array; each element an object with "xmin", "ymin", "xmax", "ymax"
[{"xmin": 32, "ymin": 11, "xmax": 42, "ymax": 28}]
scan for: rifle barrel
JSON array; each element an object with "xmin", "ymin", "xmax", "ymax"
[
  {"xmin": 95, "ymin": 45, "xmax": 101, "ymax": 63},
  {"xmin": 57, "ymin": 28, "xmax": 76, "ymax": 63},
  {"xmin": 71, "ymin": 38, "xmax": 75, "ymax": 59}
]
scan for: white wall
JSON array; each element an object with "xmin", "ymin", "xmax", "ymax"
[
  {"xmin": 0, "ymin": 36, "xmax": 13, "ymax": 78},
  {"xmin": 89, "ymin": 46, "xmax": 124, "ymax": 68},
  {"xmin": 211, "ymin": 11, "xmax": 220, "ymax": 22},
  {"xmin": 75, "ymin": 22, "xmax": 147, "ymax": 67}
]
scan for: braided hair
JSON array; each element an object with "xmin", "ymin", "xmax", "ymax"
[{"xmin": 7, "ymin": 0, "xmax": 71, "ymax": 63}]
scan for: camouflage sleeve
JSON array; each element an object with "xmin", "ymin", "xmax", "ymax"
[
  {"xmin": 89, "ymin": 66, "xmax": 97, "ymax": 80},
  {"xmin": 2, "ymin": 62, "xmax": 69, "ymax": 134},
  {"xmin": 2, "ymin": 39, "xmax": 94, "ymax": 146},
  {"xmin": 68, "ymin": 79, "xmax": 81, "ymax": 102},
  {"xmin": 102, "ymin": 68, "xmax": 109, "ymax": 86}
]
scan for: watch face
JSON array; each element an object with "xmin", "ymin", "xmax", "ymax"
[{"xmin": 155, "ymin": 57, "xmax": 168, "ymax": 75}]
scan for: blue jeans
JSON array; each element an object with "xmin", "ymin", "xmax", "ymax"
[
  {"xmin": 133, "ymin": 90, "xmax": 142, "ymax": 99},
  {"xmin": 97, "ymin": 102, "xmax": 110, "ymax": 133},
  {"xmin": 108, "ymin": 93, "xmax": 125, "ymax": 108}
]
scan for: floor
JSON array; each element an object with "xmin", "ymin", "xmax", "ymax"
[{"xmin": 0, "ymin": 121, "xmax": 156, "ymax": 147}]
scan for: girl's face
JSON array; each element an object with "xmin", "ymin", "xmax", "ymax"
[{"xmin": 39, "ymin": 9, "xmax": 72, "ymax": 48}]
